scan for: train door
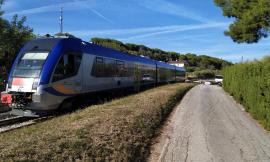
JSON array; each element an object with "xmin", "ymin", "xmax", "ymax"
[
  {"xmin": 155, "ymin": 62, "xmax": 159, "ymax": 85},
  {"xmin": 134, "ymin": 63, "xmax": 141, "ymax": 91},
  {"xmin": 115, "ymin": 60, "xmax": 124, "ymax": 88},
  {"xmin": 75, "ymin": 54, "xmax": 83, "ymax": 92},
  {"xmin": 81, "ymin": 54, "xmax": 90, "ymax": 92},
  {"xmin": 104, "ymin": 58, "xmax": 115, "ymax": 89}
]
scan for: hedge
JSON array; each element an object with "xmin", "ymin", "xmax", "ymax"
[{"xmin": 222, "ymin": 58, "xmax": 270, "ymax": 130}]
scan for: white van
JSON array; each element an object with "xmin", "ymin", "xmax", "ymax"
[{"xmin": 215, "ymin": 75, "xmax": 223, "ymax": 85}]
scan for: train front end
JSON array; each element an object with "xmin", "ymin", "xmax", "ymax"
[{"xmin": 1, "ymin": 38, "xmax": 67, "ymax": 116}]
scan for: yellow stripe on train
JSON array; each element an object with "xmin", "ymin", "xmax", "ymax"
[{"xmin": 52, "ymin": 83, "xmax": 76, "ymax": 94}]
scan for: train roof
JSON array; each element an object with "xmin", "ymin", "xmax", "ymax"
[
  {"xmin": 21, "ymin": 38, "xmax": 62, "ymax": 52},
  {"xmin": 25, "ymin": 37, "xmax": 180, "ymax": 68},
  {"xmin": 82, "ymin": 41, "xmax": 157, "ymax": 65},
  {"xmin": 29, "ymin": 37, "xmax": 156, "ymax": 65},
  {"xmin": 156, "ymin": 61, "xmax": 177, "ymax": 70}
]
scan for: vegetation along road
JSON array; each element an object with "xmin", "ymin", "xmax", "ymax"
[{"xmin": 149, "ymin": 85, "xmax": 270, "ymax": 162}]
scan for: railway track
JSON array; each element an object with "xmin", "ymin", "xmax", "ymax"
[
  {"xmin": 0, "ymin": 111, "xmax": 13, "ymax": 121},
  {"xmin": 0, "ymin": 116, "xmax": 27, "ymax": 127},
  {"xmin": 0, "ymin": 116, "xmax": 52, "ymax": 133}
]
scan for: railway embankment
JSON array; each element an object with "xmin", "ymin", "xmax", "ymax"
[
  {"xmin": 223, "ymin": 57, "xmax": 270, "ymax": 131},
  {"xmin": 0, "ymin": 83, "xmax": 194, "ymax": 161}
]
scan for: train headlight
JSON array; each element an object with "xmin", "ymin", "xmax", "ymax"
[{"xmin": 32, "ymin": 78, "xmax": 40, "ymax": 90}]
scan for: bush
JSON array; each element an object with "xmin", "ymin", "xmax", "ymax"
[
  {"xmin": 222, "ymin": 59, "xmax": 270, "ymax": 130},
  {"xmin": 190, "ymin": 69, "xmax": 218, "ymax": 79},
  {"xmin": 194, "ymin": 70, "xmax": 215, "ymax": 79}
]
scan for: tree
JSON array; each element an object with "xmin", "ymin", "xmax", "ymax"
[
  {"xmin": 0, "ymin": 0, "xmax": 35, "ymax": 80},
  {"xmin": 0, "ymin": 0, "xmax": 9, "ymax": 39},
  {"xmin": 215, "ymin": 0, "xmax": 270, "ymax": 43}
]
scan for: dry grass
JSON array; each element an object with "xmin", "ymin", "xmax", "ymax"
[{"xmin": 0, "ymin": 83, "xmax": 194, "ymax": 161}]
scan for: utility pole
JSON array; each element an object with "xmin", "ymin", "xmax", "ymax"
[
  {"xmin": 241, "ymin": 56, "xmax": 243, "ymax": 63},
  {"xmin": 60, "ymin": 7, "xmax": 63, "ymax": 33}
]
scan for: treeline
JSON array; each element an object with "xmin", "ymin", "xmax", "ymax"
[
  {"xmin": 223, "ymin": 56, "xmax": 270, "ymax": 130},
  {"xmin": 0, "ymin": 0, "xmax": 34, "ymax": 81},
  {"xmin": 91, "ymin": 38, "xmax": 232, "ymax": 73},
  {"xmin": 91, "ymin": 38, "xmax": 181, "ymax": 63}
]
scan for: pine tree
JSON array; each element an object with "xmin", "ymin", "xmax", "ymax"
[{"xmin": 215, "ymin": 0, "xmax": 270, "ymax": 43}]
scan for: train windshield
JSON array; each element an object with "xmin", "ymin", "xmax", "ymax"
[{"xmin": 13, "ymin": 52, "xmax": 49, "ymax": 78}]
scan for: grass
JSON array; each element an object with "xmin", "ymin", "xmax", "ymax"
[{"xmin": 0, "ymin": 83, "xmax": 194, "ymax": 161}]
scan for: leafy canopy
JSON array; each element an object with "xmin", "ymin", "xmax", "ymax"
[
  {"xmin": 215, "ymin": 0, "xmax": 270, "ymax": 43},
  {"xmin": 0, "ymin": 0, "xmax": 35, "ymax": 79}
]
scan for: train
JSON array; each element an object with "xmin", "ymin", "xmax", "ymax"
[{"xmin": 0, "ymin": 36, "xmax": 186, "ymax": 117}]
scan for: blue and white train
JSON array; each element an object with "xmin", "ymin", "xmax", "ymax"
[{"xmin": 1, "ymin": 37, "xmax": 186, "ymax": 116}]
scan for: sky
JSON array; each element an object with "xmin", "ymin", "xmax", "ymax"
[{"xmin": 2, "ymin": 0, "xmax": 270, "ymax": 62}]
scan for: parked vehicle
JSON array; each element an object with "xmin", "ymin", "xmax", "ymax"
[
  {"xmin": 1, "ymin": 36, "xmax": 186, "ymax": 117},
  {"xmin": 204, "ymin": 81, "xmax": 212, "ymax": 85},
  {"xmin": 215, "ymin": 75, "xmax": 223, "ymax": 85}
]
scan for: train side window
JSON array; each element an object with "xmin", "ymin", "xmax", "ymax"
[
  {"xmin": 96, "ymin": 57, "xmax": 103, "ymax": 64},
  {"xmin": 92, "ymin": 58, "xmax": 127, "ymax": 77},
  {"xmin": 104, "ymin": 58, "xmax": 116, "ymax": 77},
  {"xmin": 116, "ymin": 60, "xmax": 125, "ymax": 77},
  {"xmin": 52, "ymin": 54, "xmax": 81, "ymax": 82},
  {"xmin": 127, "ymin": 63, "xmax": 134, "ymax": 77},
  {"xmin": 91, "ymin": 57, "xmax": 104, "ymax": 77},
  {"xmin": 75, "ymin": 55, "xmax": 82, "ymax": 70}
]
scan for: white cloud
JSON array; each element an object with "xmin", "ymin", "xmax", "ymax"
[
  {"xmin": 90, "ymin": 9, "xmax": 113, "ymax": 24},
  {"xmin": 136, "ymin": 0, "xmax": 210, "ymax": 23},
  {"xmin": 4, "ymin": 0, "xmax": 112, "ymax": 23},
  {"xmin": 5, "ymin": 0, "xmax": 98, "ymax": 16},
  {"xmin": 70, "ymin": 22, "xmax": 228, "ymax": 39},
  {"xmin": 1, "ymin": 0, "xmax": 17, "ymax": 11},
  {"xmin": 121, "ymin": 22, "xmax": 228, "ymax": 40}
]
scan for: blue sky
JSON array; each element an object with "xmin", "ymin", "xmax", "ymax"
[{"xmin": 2, "ymin": 0, "xmax": 270, "ymax": 62}]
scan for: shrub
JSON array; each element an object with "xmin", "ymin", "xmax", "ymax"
[
  {"xmin": 223, "ymin": 60, "xmax": 270, "ymax": 130},
  {"xmin": 191, "ymin": 69, "xmax": 218, "ymax": 79}
]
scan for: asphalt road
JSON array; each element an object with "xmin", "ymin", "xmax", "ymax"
[{"xmin": 149, "ymin": 85, "xmax": 270, "ymax": 162}]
